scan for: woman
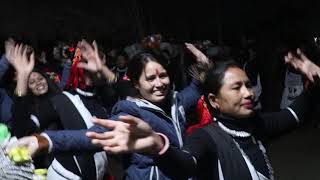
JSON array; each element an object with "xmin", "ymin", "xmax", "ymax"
[
  {"xmin": 7, "ymin": 44, "xmax": 61, "ymax": 137},
  {"xmin": 9, "ymin": 42, "xmax": 211, "ymax": 180},
  {"xmin": 83, "ymin": 49, "xmax": 320, "ymax": 180},
  {"xmin": 6, "ymin": 42, "xmax": 110, "ymax": 180},
  {"xmin": 0, "ymin": 38, "xmax": 71, "ymax": 130}
]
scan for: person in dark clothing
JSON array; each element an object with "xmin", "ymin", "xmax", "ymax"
[
  {"xmin": 111, "ymin": 52, "xmax": 128, "ymax": 81},
  {"xmin": 0, "ymin": 38, "xmax": 72, "ymax": 130},
  {"xmin": 7, "ymin": 42, "xmax": 211, "ymax": 180},
  {"xmin": 84, "ymin": 48, "xmax": 320, "ymax": 180},
  {"xmin": 6, "ymin": 43, "xmax": 109, "ymax": 180}
]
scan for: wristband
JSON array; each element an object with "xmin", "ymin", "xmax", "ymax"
[{"xmin": 32, "ymin": 134, "xmax": 49, "ymax": 154}]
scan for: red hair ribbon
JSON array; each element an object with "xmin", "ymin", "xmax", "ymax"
[
  {"xmin": 186, "ymin": 95, "xmax": 213, "ymax": 135},
  {"xmin": 68, "ymin": 47, "xmax": 75, "ymax": 52},
  {"xmin": 66, "ymin": 48, "xmax": 86, "ymax": 90}
]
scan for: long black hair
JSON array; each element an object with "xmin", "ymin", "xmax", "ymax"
[
  {"xmin": 28, "ymin": 69, "xmax": 61, "ymax": 98},
  {"xmin": 27, "ymin": 69, "xmax": 61, "ymax": 116}
]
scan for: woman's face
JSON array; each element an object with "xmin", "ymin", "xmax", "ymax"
[
  {"xmin": 210, "ymin": 67, "xmax": 255, "ymax": 119},
  {"xmin": 28, "ymin": 72, "xmax": 49, "ymax": 96},
  {"xmin": 135, "ymin": 61, "xmax": 170, "ymax": 105}
]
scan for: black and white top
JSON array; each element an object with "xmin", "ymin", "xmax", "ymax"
[
  {"xmin": 154, "ymin": 89, "xmax": 316, "ymax": 180},
  {"xmin": 11, "ymin": 89, "xmax": 109, "ymax": 180}
]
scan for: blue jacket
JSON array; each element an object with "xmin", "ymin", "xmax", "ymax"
[
  {"xmin": 0, "ymin": 88, "xmax": 12, "ymax": 126},
  {"xmin": 45, "ymin": 79, "xmax": 201, "ymax": 180},
  {"xmin": 0, "ymin": 55, "xmax": 13, "ymax": 126}
]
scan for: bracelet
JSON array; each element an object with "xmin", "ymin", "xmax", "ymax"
[
  {"xmin": 156, "ymin": 133, "xmax": 170, "ymax": 155},
  {"xmin": 32, "ymin": 134, "xmax": 49, "ymax": 154}
]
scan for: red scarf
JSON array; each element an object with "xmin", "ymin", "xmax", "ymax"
[
  {"xmin": 66, "ymin": 48, "xmax": 86, "ymax": 90},
  {"xmin": 186, "ymin": 95, "xmax": 213, "ymax": 135}
]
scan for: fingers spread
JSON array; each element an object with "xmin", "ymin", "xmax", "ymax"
[
  {"xmin": 81, "ymin": 40, "xmax": 94, "ymax": 52},
  {"xmin": 118, "ymin": 115, "xmax": 138, "ymax": 127},
  {"xmin": 18, "ymin": 44, "xmax": 23, "ymax": 55},
  {"xmin": 14, "ymin": 44, "xmax": 19, "ymax": 55},
  {"xmin": 308, "ymin": 74, "xmax": 314, "ymax": 82},
  {"xmin": 92, "ymin": 118, "xmax": 119, "ymax": 129},
  {"xmin": 29, "ymin": 52, "xmax": 35, "ymax": 68},
  {"xmin": 22, "ymin": 46, "xmax": 28, "ymax": 60},
  {"xmin": 92, "ymin": 40, "xmax": 98, "ymax": 53}
]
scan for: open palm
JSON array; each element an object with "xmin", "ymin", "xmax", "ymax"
[
  {"xmin": 185, "ymin": 43, "xmax": 210, "ymax": 65},
  {"xmin": 86, "ymin": 115, "xmax": 161, "ymax": 154},
  {"xmin": 284, "ymin": 48, "xmax": 320, "ymax": 82},
  {"xmin": 6, "ymin": 43, "xmax": 35, "ymax": 76},
  {"xmin": 77, "ymin": 40, "xmax": 103, "ymax": 73}
]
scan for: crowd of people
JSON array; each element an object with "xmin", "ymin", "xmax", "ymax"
[{"xmin": 0, "ymin": 33, "xmax": 319, "ymax": 180}]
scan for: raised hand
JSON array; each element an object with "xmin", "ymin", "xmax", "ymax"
[
  {"xmin": 77, "ymin": 40, "xmax": 103, "ymax": 73},
  {"xmin": 185, "ymin": 43, "xmax": 210, "ymax": 65},
  {"xmin": 86, "ymin": 115, "xmax": 164, "ymax": 155},
  {"xmin": 284, "ymin": 48, "xmax": 320, "ymax": 82},
  {"xmin": 77, "ymin": 39, "xmax": 117, "ymax": 82},
  {"xmin": 6, "ymin": 43, "xmax": 35, "ymax": 76}
]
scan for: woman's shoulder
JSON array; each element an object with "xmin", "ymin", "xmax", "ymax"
[
  {"xmin": 111, "ymin": 99, "xmax": 141, "ymax": 115},
  {"xmin": 187, "ymin": 124, "xmax": 217, "ymax": 139},
  {"xmin": 110, "ymin": 99, "xmax": 167, "ymax": 121}
]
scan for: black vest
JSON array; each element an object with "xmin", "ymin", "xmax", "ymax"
[
  {"xmin": 50, "ymin": 93, "xmax": 97, "ymax": 180},
  {"xmin": 202, "ymin": 123, "xmax": 253, "ymax": 180}
]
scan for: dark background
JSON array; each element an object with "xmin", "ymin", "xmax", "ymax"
[
  {"xmin": 1, "ymin": 0, "xmax": 320, "ymax": 47},
  {"xmin": 1, "ymin": 1, "xmax": 320, "ymax": 179}
]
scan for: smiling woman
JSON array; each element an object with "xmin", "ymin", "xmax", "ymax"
[
  {"xmin": 82, "ymin": 51, "xmax": 320, "ymax": 180},
  {"xmin": 8, "ymin": 43, "xmax": 212, "ymax": 180},
  {"xmin": 128, "ymin": 53, "xmax": 171, "ymax": 106},
  {"xmin": 206, "ymin": 65, "xmax": 255, "ymax": 119},
  {"xmin": 6, "ymin": 41, "xmax": 109, "ymax": 180},
  {"xmin": 28, "ymin": 72, "xmax": 49, "ymax": 96}
]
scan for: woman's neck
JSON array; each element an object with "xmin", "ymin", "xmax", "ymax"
[
  {"xmin": 216, "ymin": 114, "xmax": 253, "ymax": 133},
  {"xmin": 136, "ymin": 95, "xmax": 170, "ymax": 113}
]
